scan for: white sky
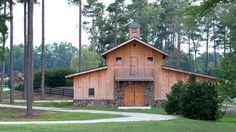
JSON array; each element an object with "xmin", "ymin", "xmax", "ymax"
[{"xmin": 6, "ymin": 0, "xmax": 125, "ymax": 48}]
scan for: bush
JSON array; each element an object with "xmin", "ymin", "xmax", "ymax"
[
  {"xmin": 164, "ymin": 75, "xmax": 223, "ymax": 120},
  {"xmin": 33, "ymin": 68, "xmax": 75, "ymax": 90},
  {"xmin": 15, "ymin": 84, "xmax": 24, "ymax": 91},
  {"xmin": 164, "ymin": 81, "xmax": 185, "ymax": 115}
]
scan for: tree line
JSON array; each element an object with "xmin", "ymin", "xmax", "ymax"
[{"xmin": 3, "ymin": 42, "xmax": 78, "ymax": 74}]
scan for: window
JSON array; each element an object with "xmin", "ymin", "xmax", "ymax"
[
  {"xmin": 88, "ymin": 88, "xmax": 95, "ymax": 96},
  {"xmin": 116, "ymin": 57, "xmax": 122, "ymax": 65},
  {"xmin": 147, "ymin": 57, "xmax": 153, "ymax": 65},
  {"xmin": 132, "ymin": 28, "xmax": 137, "ymax": 33}
]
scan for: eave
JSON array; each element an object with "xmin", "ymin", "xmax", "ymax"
[{"xmin": 65, "ymin": 66, "xmax": 108, "ymax": 79}]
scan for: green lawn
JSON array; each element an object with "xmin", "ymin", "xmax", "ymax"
[
  {"xmin": 220, "ymin": 113, "xmax": 236, "ymax": 123},
  {"xmin": 5, "ymin": 101, "xmax": 167, "ymax": 115},
  {"xmin": 33, "ymin": 102, "xmax": 73, "ymax": 108},
  {"xmin": 0, "ymin": 108, "xmax": 121, "ymax": 121},
  {"xmin": 0, "ymin": 102, "xmax": 236, "ymax": 131},
  {"xmin": 224, "ymin": 101, "xmax": 236, "ymax": 105},
  {"xmin": 26, "ymin": 102, "xmax": 167, "ymax": 114},
  {"xmin": 0, "ymin": 118, "xmax": 236, "ymax": 132}
]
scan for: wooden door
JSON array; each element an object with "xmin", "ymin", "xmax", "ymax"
[
  {"xmin": 124, "ymin": 83, "xmax": 144, "ymax": 106},
  {"xmin": 124, "ymin": 84, "xmax": 135, "ymax": 106},
  {"xmin": 130, "ymin": 56, "xmax": 138, "ymax": 76},
  {"xmin": 134, "ymin": 84, "xmax": 145, "ymax": 106}
]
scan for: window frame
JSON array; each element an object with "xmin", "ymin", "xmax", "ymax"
[
  {"xmin": 147, "ymin": 57, "xmax": 154, "ymax": 65},
  {"xmin": 88, "ymin": 88, "xmax": 95, "ymax": 96},
  {"xmin": 115, "ymin": 57, "xmax": 122, "ymax": 65}
]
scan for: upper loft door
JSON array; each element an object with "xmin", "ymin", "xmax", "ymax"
[{"xmin": 130, "ymin": 56, "xmax": 138, "ymax": 76}]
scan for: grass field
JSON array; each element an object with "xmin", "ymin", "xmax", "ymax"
[
  {"xmin": 224, "ymin": 101, "xmax": 236, "ymax": 105},
  {"xmin": 0, "ymin": 117, "xmax": 236, "ymax": 132},
  {"xmin": 0, "ymin": 108, "xmax": 121, "ymax": 121},
  {"xmin": 26, "ymin": 102, "xmax": 167, "ymax": 114},
  {"xmin": 0, "ymin": 103, "xmax": 236, "ymax": 131}
]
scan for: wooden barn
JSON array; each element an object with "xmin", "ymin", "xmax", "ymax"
[{"xmin": 66, "ymin": 22, "xmax": 216, "ymax": 107}]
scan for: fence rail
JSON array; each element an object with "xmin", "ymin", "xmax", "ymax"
[{"xmin": 44, "ymin": 87, "xmax": 73, "ymax": 97}]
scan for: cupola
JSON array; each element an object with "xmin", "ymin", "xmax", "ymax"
[{"xmin": 128, "ymin": 21, "xmax": 140, "ymax": 39}]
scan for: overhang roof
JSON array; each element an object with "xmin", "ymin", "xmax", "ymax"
[
  {"xmin": 101, "ymin": 38, "xmax": 169, "ymax": 58},
  {"xmin": 65, "ymin": 66, "xmax": 108, "ymax": 79},
  {"xmin": 162, "ymin": 66, "xmax": 217, "ymax": 80}
]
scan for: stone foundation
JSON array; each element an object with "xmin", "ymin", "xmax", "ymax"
[
  {"xmin": 153, "ymin": 100, "xmax": 166, "ymax": 107},
  {"xmin": 73, "ymin": 99, "xmax": 166, "ymax": 107},
  {"xmin": 74, "ymin": 99, "xmax": 115, "ymax": 107}
]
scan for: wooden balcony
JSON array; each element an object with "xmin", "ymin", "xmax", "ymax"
[{"xmin": 115, "ymin": 68, "xmax": 154, "ymax": 81}]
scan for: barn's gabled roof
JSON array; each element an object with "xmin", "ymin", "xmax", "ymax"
[
  {"xmin": 65, "ymin": 66, "xmax": 108, "ymax": 79},
  {"xmin": 101, "ymin": 38, "xmax": 169, "ymax": 58}
]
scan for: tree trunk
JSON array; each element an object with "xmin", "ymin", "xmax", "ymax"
[
  {"xmin": 223, "ymin": 27, "xmax": 226, "ymax": 56},
  {"xmin": 192, "ymin": 39, "xmax": 197, "ymax": 73},
  {"xmin": 0, "ymin": 0, "xmax": 7, "ymax": 102},
  {"xmin": 213, "ymin": 18, "xmax": 217, "ymax": 68},
  {"xmin": 205, "ymin": 28, "xmax": 209, "ymax": 74},
  {"xmin": 26, "ymin": 0, "xmax": 34, "ymax": 116},
  {"xmin": 23, "ymin": 0, "xmax": 27, "ymax": 99},
  {"xmin": 40, "ymin": 0, "xmax": 45, "ymax": 100},
  {"xmin": 188, "ymin": 36, "xmax": 191, "ymax": 71},
  {"xmin": 10, "ymin": 0, "xmax": 14, "ymax": 104},
  {"xmin": 78, "ymin": 0, "xmax": 82, "ymax": 72},
  {"xmin": 229, "ymin": 30, "xmax": 232, "ymax": 53},
  {"xmin": 114, "ymin": 0, "xmax": 118, "ymax": 46},
  {"xmin": 176, "ymin": 31, "xmax": 181, "ymax": 69}
]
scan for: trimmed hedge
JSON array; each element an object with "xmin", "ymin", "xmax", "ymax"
[
  {"xmin": 33, "ymin": 68, "xmax": 74, "ymax": 90},
  {"xmin": 164, "ymin": 75, "xmax": 223, "ymax": 120}
]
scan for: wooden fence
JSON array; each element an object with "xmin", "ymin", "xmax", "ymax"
[{"xmin": 44, "ymin": 87, "xmax": 73, "ymax": 97}]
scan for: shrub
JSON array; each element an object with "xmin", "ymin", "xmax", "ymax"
[
  {"xmin": 14, "ymin": 84, "xmax": 24, "ymax": 91},
  {"xmin": 164, "ymin": 75, "xmax": 223, "ymax": 120},
  {"xmin": 164, "ymin": 81, "xmax": 185, "ymax": 115},
  {"xmin": 33, "ymin": 68, "xmax": 74, "ymax": 90}
]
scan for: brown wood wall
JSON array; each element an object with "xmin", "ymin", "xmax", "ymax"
[
  {"xmin": 73, "ymin": 39, "xmax": 216, "ymax": 101},
  {"xmin": 73, "ymin": 69, "xmax": 113, "ymax": 100},
  {"xmin": 159, "ymin": 69, "xmax": 215, "ymax": 99}
]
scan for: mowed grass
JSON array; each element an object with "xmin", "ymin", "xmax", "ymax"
[
  {"xmin": 224, "ymin": 101, "xmax": 236, "ymax": 105},
  {"xmin": 0, "ymin": 108, "xmax": 121, "ymax": 121},
  {"xmin": 33, "ymin": 102, "xmax": 73, "ymax": 108},
  {"xmin": 220, "ymin": 113, "xmax": 236, "ymax": 123},
  {"xmin": 0, "ymin": 118, "xmax": 236, "ymax": 132},
  {"xmin": 27, "ymin": 102, "xmax": 167, "ymax": 114}
]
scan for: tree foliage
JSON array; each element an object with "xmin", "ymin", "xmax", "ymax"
[
  {"xmin": 165, "ymin": 81, "xmax": 185, "ymax": 115},
  {"xmin": 70, "ymin": 48, "xmax": 101, "ymax": 71},
  {"xmin": 34, "ymin": 68, "xmax": 74, "ymax": 89},
  {"xmin": 4, "ymin": 42, "xmax": 77, "ymax": 74},
  {"xmin": 217, "ymin": 52, "xmax": 236, "ymax": 99}
]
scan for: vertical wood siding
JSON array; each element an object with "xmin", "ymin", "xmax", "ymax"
[{"xmin": 73, "ymin": 39, "xmax": 216, "ymax": 101}]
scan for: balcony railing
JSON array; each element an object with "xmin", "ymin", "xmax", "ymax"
[{"xmin": 114, "ymin": 68, "xmax": 154, "ymax": 81}]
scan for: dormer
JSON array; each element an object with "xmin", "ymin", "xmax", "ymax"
[{"xmin": 129, "ymin": 22, "xmax": 140, "ymax": 39}]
